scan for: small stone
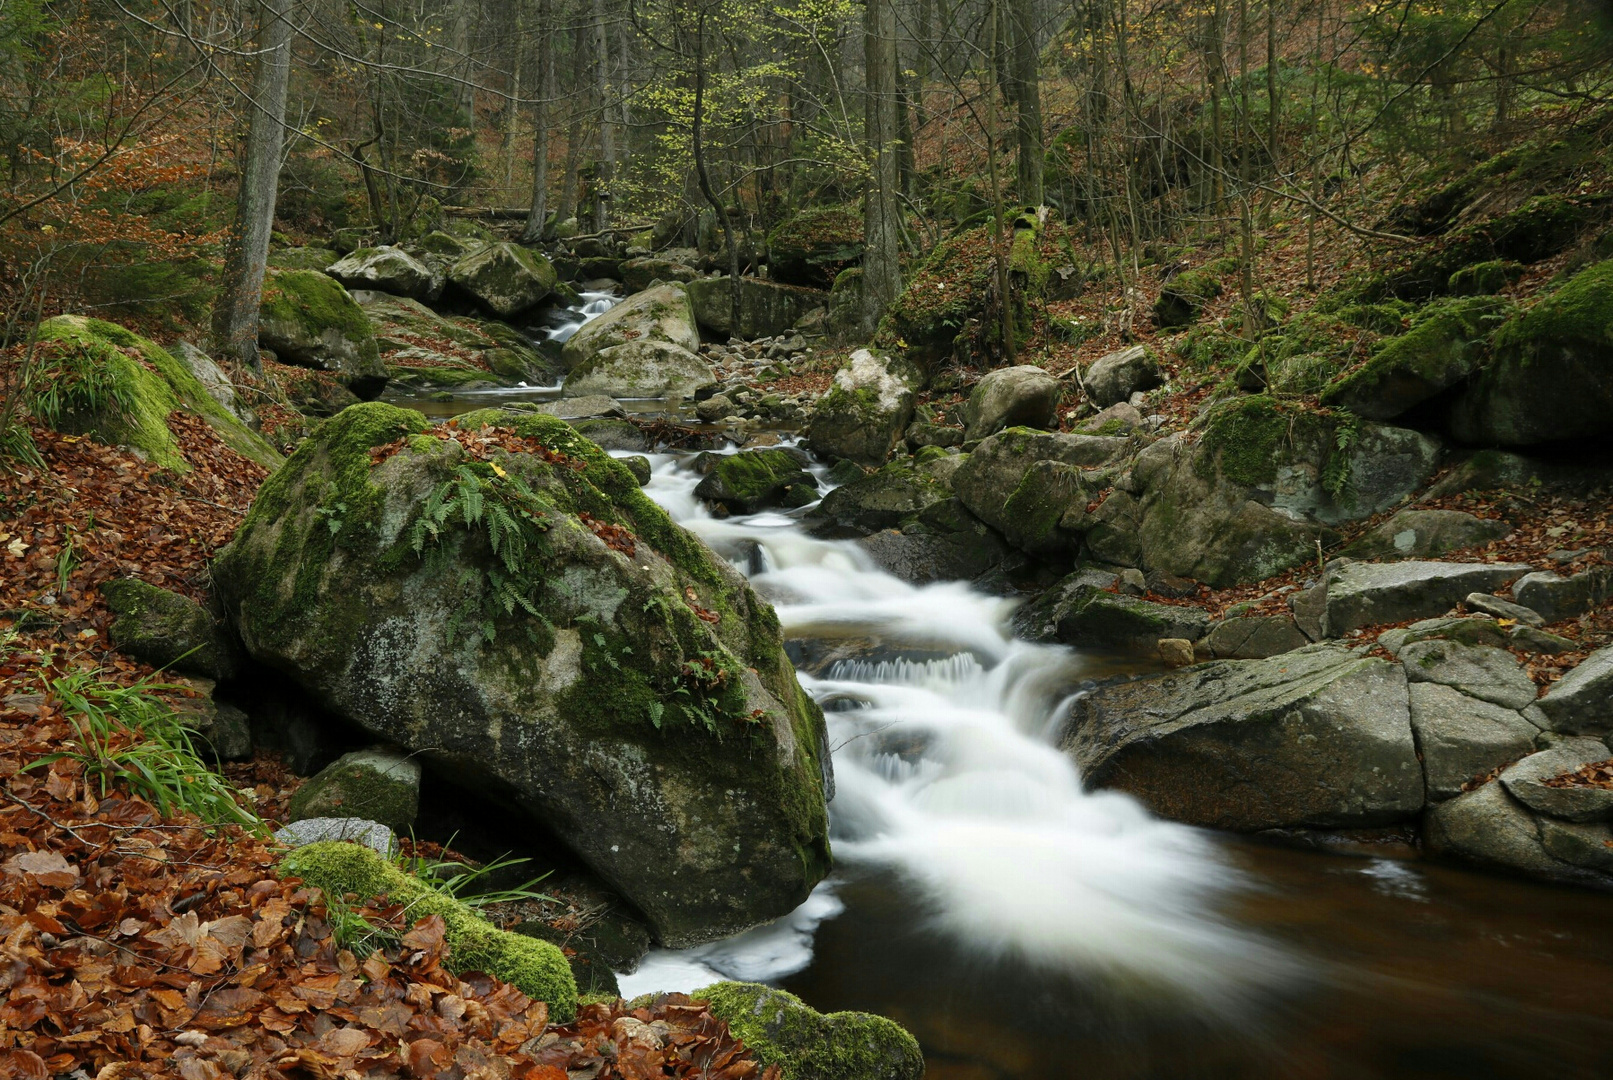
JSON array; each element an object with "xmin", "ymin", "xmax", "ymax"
[
  {"xmin": 1158, "ymin": 638, "xmax": 1196, "ymax": 668},
  {"xmin": 1118, "ymin": 569, "xmax": 1147, "ymax": 596},
  {"xmin": 1532, "ymin": 644, "xmax": 1613, "ymax": 736},
  {"xmin": 286, "ymin": 748, "xmax": 422, "ymax": 834},
  {"xmin": 1464, "ymin": 592, "xmax": 1544, "ymax": 626},
  {"xmin": 273, "ymin": 817, "xmax": 397, "ymax": 857},
  {"xmin": 1508, "ymin": 625, "xmax": 1578, "ymax": 654}
]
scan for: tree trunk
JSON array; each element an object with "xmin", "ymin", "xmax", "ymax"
[
  {"xmin": 523, "ymin": 0, "xmax": 554, "ymax": 242},
  {"xmin": 1009, "ymin": 0, "xmax": 1042, "ymax": 205},
  {"xmin": 211, "ymin": 0, "xmax": 293, "ymax": 371},
  {"xmin": 860, "ymin": 0, "xmax": 902, "ymax": 334},
  {"xmin": 593, "ymin": 0, "xmax": 614, "ymax": 232},
  {"xmin": 690, "ymin": 8, "xmax": 742, "ymax": 332}
]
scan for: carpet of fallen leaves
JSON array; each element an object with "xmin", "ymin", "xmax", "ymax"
[{"xmin": 0, "ymin": 685, "xmax": 775, "ymax": 1080}]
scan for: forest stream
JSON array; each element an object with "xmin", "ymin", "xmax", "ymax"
[{"xmin": 396, "ymin": 372, "xmax": 1613, "ymax": 1080}]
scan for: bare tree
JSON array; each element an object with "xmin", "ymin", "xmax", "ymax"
[{"xmin": 861, "ymin": 0, "xmax": 903, "ymax": 334}]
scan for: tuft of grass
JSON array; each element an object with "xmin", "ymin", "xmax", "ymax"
[{"xmin": 27, "ymin": 667, "xmax": 263, "ymax": 833}]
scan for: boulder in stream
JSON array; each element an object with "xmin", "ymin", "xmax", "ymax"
[
  {"xmin": 805, "ymin": 350, "xmax": 917, "ymax": 468},
  {"xmin": 561, "ymin": 283, "xmax": 700, "ymax": 371},
  {"xmin": 562, "ymin": 340, "xmax": 716, "ymax": 400},
  {"xmin": 213, "ymin": 403, "xmax": 833, "ymax": 946}
]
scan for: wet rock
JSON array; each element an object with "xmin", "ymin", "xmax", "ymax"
[
  {"xmin": 694, "ymin": 448, "xmax": 818, "ymax": 514},
  {"xmin": 1083, "ymin": 345, "xmax": 1161, "ymax": 407},
  {"xmin": 1065, "ymin": 644, "xmax": 1422, "ymax": 830},
  {"xmin": 561, "ymin": 283, "xmax": 700, "ymax": 371},
  {"xmin": 1500, "ymin": 738, "xmax": 1613, "ymax": 822},
  {"xmin": 696, "ymin": 394, "xmax": 736, "ymax": 422},
  {"xmin": 100, "ymin": 578, "xmax": 239, "ymax": 681},
  {"xmin": 961, "ymin": 365, "xmax": 1062, "ymax": 440},
  {"xmin": 447, "ymin": 242, "xmax": 558, "ymax": 317},
  {"xmin": 1423, "ymin": 781, "xmax": 1566, "ymax": 877},
  {"xmin": 327, "ymin": 246, "xmax": 438, "ymax": 301},
  {"xmin": 1398, "ymin": 638, "xmax": 1539, "ymax": 710},
  {"xmin": 805, "ymin": 349, "xmax": 917, "ymax": 468},
  {"xmin": 1340, "ymin": 509, "xmax": 1512, "ymax": 561},
  {"xmin": 1320, "ymin": 560, "xmax": 1534, "ymax": 636},
  {"xmin": 1407, "ymin": 683, "xmax": 1539, "ymax": 801},
  {"xmin": 569, "ymin": 418, "xmax": 649, "ymax": 453},
  {"xmin": 536, "ymin": 395, "xmax": 625, "ymax": 420},
  {"xmin": 287, "ymin": 747, "xmax": 422, "ymax": 833},
  {"xmin": 620, "ymin": 257, "xmax": 699, "ymax": 293},
  {"xmin": 1512, "ymin": 566, "xmax": 1613, "ymax": 622},
  {"xmin": 1531, "ymin": 644, "xmax": 1613, "ymax": 737},
  {"xmin": 1015, "ymin": 580, "xmax": 1211, "ymax": 654},
  {"xmin": 619, "ymin": 455, "xmax": 652, "ymax": 486},
  {"xmin": 1202, "ymin": 615, "xmax": 1310, "ymax": 660},
  {"xmin": 1539, "ymin": 818, "xmax": 1613, "ymax": 872},
  {"xmin": 214, "ymin": 404, "xmax": 832, "ymax": 946},
  {"xmin": 1158, "ymin": 638, "xmax": 1196, "ymax": 668},
  {"xmin": 951, "ymin": 428, "xmax": 1128, "ymax": 543},
  {"xmin": 857, "ymin": 500, "xmax": 1012, "ymax": 586},
  {"xmin": 562, "ymin": 340, "xmax": 715, "ymax": 400},
  {"xmin": 806, "ymin": 461, "xmax": 951, "ymax": 538}
]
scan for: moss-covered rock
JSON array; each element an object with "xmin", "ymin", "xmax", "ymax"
[
  {"xmin": 259, "ymin": 270, "xmax": 387, "ymax": 397},
  {"xmin": 951, "ymin": 427, "xmax": 1129, "ymax": 542},
  {"xmin": 562, "ymin": 340, "xmax": 715, "ymax": 400},
  {"xmin": 695, "ymin": 982, "xmax": 923, "ymax": 1080},
  {"xmin": 561, "ymin": 283, "xmax": 700, "ymax": 371},
  {"xmin": 269, "ymin": 246, "xmax": 340, "ymax": 272},
  {"xmin": 101, "ymin": 578, "xmax": 239, "ymax": 681},
  {"xmin": 694, "ymin": 448, "xmax": 818, "ymax": 513},
  {"xmin": 766, "ymin": 206, "xmax": 866, "ymax": 289},
  {"xmin": 286, "ymin": 747, "xmax": 422, "ymax": 833},
  {"xmin": 215, "ymin": 403, "xmax": 832, "ymax": 946},
  {"xmin": 620, "ymin": 257, "xmax": 700, "ymax": 293},
  {"xmin": 1448, "ymin": 259, "xmax": 1525, "ymax": 296},
  {"xmin": 30, "ymin": 315, "xmax": 282, "ymax": 472},
  {"xmin": 1320, "ymin": 296, "xmax": 1509, "ymax": 419},
  {"xmin": 279, "ymin": 841, "xmax": 578, "ymax": 1020},
  {"xmin": 448, "ymin": 242, "xmax": 558, "ymax": 317},
  {"xmin": 1449, "ymin": 259, "xmax": 1613, "ymax": 445},
  {"xmin": 1016, "ymin": 579, "xmax": 1212, "ymax": 653},
  {"xmin": 805, "ymin": 350, "xmax": 917, "ymax": 468},
  {"xmin": 805, "ymin": 459, "xmax": 952, "ymax": 538},
  {"xmin": 686, "ymin": 277, "xmax": 829, "ymax": 340},
  {"xmin": 1153, "ymin": 269, "xmax": 1222, "ymax": 328},
  {"xmin": 327, "ymin": 246, "xmax": 438, "ymax": 301}
]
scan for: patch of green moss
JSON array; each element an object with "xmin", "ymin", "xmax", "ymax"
[
  {"xmin": 279, "ymin": 841, "xmax": 577, "ymax": 1020},
  {"xmin": 262, "ymin": 269, "xmax": 375, "ymax": 344},
  {"xmin": 1379, "ymin": 195, "xmax": 1603, "ymax": 300},
  {"xmin": 1198, "ymin": 395, "xmax": 1332, "ymax": 488},
  {"xmin": 695, "ymin": 982, "xmax": 923, "ymax": 1080},
  {"xmin": 1491, "ymin": 259, "xmax": 1613, "ymax": 360},
  {"xmin": 1326, "ymin": 295, "xmax": 1508, "ymax": 402},
  {"xmin": 766, "ymin": 205, "xmax": 865, "ymax": 288},
  {"xmin": 1448, "ymin": 259, "xmax": 1525, "ymax": 296},
  {"xmin": 876, "ymin": 224, "xmax": 1044, "ymax": 361},
  {"xmin": 1334, "ymin": 301, "xmax": 1413, "ymax": 335},
  {"xmin": 1154, "ymin": 269, "xmax": 1223, "ymax": 328}
]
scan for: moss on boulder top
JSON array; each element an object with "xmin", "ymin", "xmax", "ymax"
[
  {"xmin": 695, "ymin": 982, "xmax": 923, "ymax": 1080},
  {"xmin": 215, "ymin": 403, "xmax": 832, "ymax": 946},
  {"xmin": 766, "ymin": 205, "xmax": 866, "ymax": 289},
  {"xmin": 280, "ymin": 841, "xmax": 577, "ymax": 1020},
  {"xmin": 447, "ymin": 242, "xmax": 558, "ymax": 318},
  {"xmin": 1450, "ymin": 259, "xmax": 1613, "ymax": 445},
  {"xmin": 561, "ymin": 283, "xmax": 700, "ymax": 371},
  {"xmin": 1321, "ymin": 295, "xmax": 1508, "ymax": 420},
  {"xmin": 101, "ymin": 577, "xmax": 240, "ymax": 681},
  {"xmin": 258, "ymin": 269, "xmax": 387, "ymax": 397},
  {"xmin": 30, "ymin": 315, "xmax": 282, "ymax": 472},
  {"xmin": 1154, "ymin": 268, "xmax": 1222, "ymax": 328}
]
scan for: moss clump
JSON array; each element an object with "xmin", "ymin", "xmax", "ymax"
[
  {"xmin": 766, "ymin": 205, "xmax": 865, "ymax": 288},
  {"xmin": 280, "ymin": 841, "xmax": 577, "ymax": 1020},
  {"xmin": 1378, "ymin": 194, "xmax": 1604, "ymax": 300},
  {"xmin": 1198, "ymin": 395, "xmax": 1333, "ymax": 489},
  {"xmin": 101, "ymin": 577, "xmax": 236, "ymax": 681},
  {"xmin": 261, "ymin": 269, "xmax": 376, "ymax": 345},
  {"xmin": 1154, "ymin": 269, "xmax": 1223, "ymax": 328},
  {"xmin": 694, "ymin": 449, "xmax": 818, "ymax": 513},
  {"xmin": 1333, "ymin": 301, "xmax": 1413, "ymax": 335},
  {"xmin": 30, "ymin": 315, "xmax": 282, "ymax": 472},
  {"xmin": 1491, "ymin": 259, "xmax": 1613, "ymax": 357},
  {"xmin": 1448, "ymin": 259, "xmax": 1525, "ymax": 296},
  {"xmin": 286, "ymin": 749, "xmax": 420, "ymax": 833},
  {"xmin": 1322, "ymin": 295, "xmax": 1508, "ymax": 416},
  {"xmin": 875, "ymin": 224, "xmax": 1045, "ymax": 362},
  {"xmin": 695, "ymin": 982, "xmax": 923, "ymax": 1080},
  {"xmin": 1234, "ymin": 312, "xmax": 1368, "ymax": 395}
]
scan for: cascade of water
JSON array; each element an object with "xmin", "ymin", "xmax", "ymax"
[
  {"xmin": 543, "ymin": 290, "xmax": 619, "ymax": 344},
  {"xmin": 618, "ymin": 450, "xmax": 1292, "ymax": 1005}
]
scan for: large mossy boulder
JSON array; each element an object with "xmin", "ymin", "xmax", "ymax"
[
  {"xmin": 765, "ymin": 206, "xmax": 866, "ymax": 289},
  {"xmin": 561, "ymin": 283, "xmax": 700, "ymax": 370},
  {"xmin": 1064, "ymin": 644, "xmax": 1423, "ymax": 830},
  {"xmin": 806, "ymin": 458, "xmax": 954, "ymax": 538},
  {"xmin": 280, "ymin": 841, "xmax": 579, "ymax": 1019},
  {"xmin": 621, "ymin": 257, "xmax": 700, "ymax": 293},
  {"xmin": 805, "ymin": 350, "xmax": 917, "ymax": 467},
  {"xmin": 1449, "ymin": 260, "xmax": 1613, "ymax": 445},
  {"xmin": 694, "ymin": 448, "xmax": 819, "ymax": 513},
  {"xmin": 326, "ymin": 246, "xmax": 438, "ymax": 301},
  {"xmin": 1153, "ymin": 269, "xmax": 1222, "ymax": 328},
  {"xmin": 214, "ymin": 403, "xmax": 833, "ymax": 946},
  {"xmin": 686, "ymin": 277, "xmax": 829, "ymax": 340},
  {"xmin": 562, "ymin": 340, "xmax": 715, "ymax": 399},
  {"xmin": 258, "ymin": 270, "xmax": 388, "ymax": 397},
  {"xmin": 961, "ymin": 365, "xmax": 1062, "ymax": 439},
  {"xmin": 1321, "ymin": 296, "xmax": 1509, "ymax": 420},
  {"xmin": 447, "ymin": 242, "xmax": 558, "ymax": 317},
  {"xmin": 31, "ymin": 316, "xmax": 282, "ymax": 471},
  {"xmin": 952, "ymin": 427, "xmax": 1129, "ymax": 545},
  {"xmin": 695, "ymin": 982, "xmax": 923, "ymax": 1080}
]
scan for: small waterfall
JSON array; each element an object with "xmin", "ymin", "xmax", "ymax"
[
  {"xmin": 617, "ymin": 450, "xmax": 1293, "ymax": 1006},
  {"xmin": 542, "ymin": 290, "xmax": 619, "ymax": 344}
]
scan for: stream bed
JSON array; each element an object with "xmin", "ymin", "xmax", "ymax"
[{"xmin": 402, "ymin": 387, "xmax": 1613, "ymax": 1080}]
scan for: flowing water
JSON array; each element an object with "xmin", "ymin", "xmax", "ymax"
[{"xmin": 402, "ymin": 390, "xmax": 1613, "ymax": 1079}]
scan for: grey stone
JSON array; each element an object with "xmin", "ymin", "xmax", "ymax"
[
  {"xmin": 100, "ymin": 578, "xmax": 239, "ymax": 681},
  {"xmin": 1464, "ymin": 591, "xmax": 1544, "ymax": 626},
  {"xmin": 274, "ymin": 817, "xmax": 397, "ymax": 857},
  {"xmin": 686, "ymin": 277, "xmax": 828, "ymax": 340},
  {"xmin": 561, "ymin": 284, "xmax": 700, "ymax": 371},
  {"xmin": 805, "ymin": 350, "xmax": 917, "ymax": 468},
  {"xmin": 1378, "ymin": 616, "xmax": 1511, "ymax": 655},
  {"xmin": 1407, "ymin": 683, "xmax": 1538, "ymax": 801},
  {"xmin": 1084, "ymin": 345, "xmax": 1161, "ymax": 407},
  {"xmin": 1016, "ymin": 580, "xmax": 1211, "ymax": 654},
  {"xmin": 1509, "ymin": 625, "xmax": 1579, "ymax": 654},
  {"xmin": 1423, "ymin": 782, "xmax": 1562, "ymax": 875},
  {"xmin": 1203, "ymin": 615, "xmax": 1310, "ymax": 659},
  {"xmin": 209, "ymin": 701, "xmax": 253, "ymax": 761},
  {"xmin": 1321, "ymin": 560, "xmax": 1534, "ymax": 636},
  {"xmin": 962, "ymin": 365, "xmax": 1062, "ymax": 440},
  {"xmin": 562, "ymin": 340, "xmax": 715, "ymax": 400},
  {"xmin": 1532, "ymin": 645, "xmax": 1613, "ymax": 737},
  {"xmin": 447, "ymin": 242, "xmax": 557, "ymax": 317},
  {"xmin": 287, "ymin": 747, "xmax": 423, "ymax": 833},
  {"xmin": 569, "ymin": 418, "xmax": 649, "ymax": 453},
  {"xmin": 1073, "ymin": 401, "xmax": 1145, "ymax": 436},
  {"xmin": 1340, "ymin": 510, "xmax": 1512, "ymax": 561},
  {"xmin": 1158, "ymin": 638, "xmax": 1196, "ymax": 668},
  {"xmin": 951, "ymin": 428, "xmax": 1128, "ymax": 538},
  {"xmin": 1512, "ymin": 566, "xmax": 1613, "ymax": 622},
  {"xmin": 1290, "ymin": 584, "xmax": 1326, "ymax": 642},
  {"xmin": 1538, "ymin": 818, "xmax": 1613, "ymax": 872},
  {"xmin": 1118, "ymin": 568, "xmax": 1147, "ymax": 596},
  {"xmin": 806, "ymin": 463, "xmax": 951, "ymax": 539},
  {"xmin": 620, "ymin": 257, "xmax": 699, "ymax": 292},
  {"xmin": 328, "ymin": 246, "xmax": 437, "ymax": 301},
  {"xmin": 696, "ymin": 394, "xmax": 736, "ymax": 422},
  {"xmin": 855, "ymin": 502, "xmax": 1012, "ymax": 586},
  {"xmin": 1398, "ymin": 638, "xmax": 1539, "ymax": 710},
  {"xmin": 1500, "ymin": 738, "xmax": 1613, "ymax": 822},
  {"xmin": 173, "ymin": 342, "xmax": 256, "ymax": 426},
  {"xmin": 1064, "ymin": 644, "xmax": 1422, "ymax": 830},
  {"xmin": 536, "ymin": 395, "xmax": 626, "ymax": 420}
]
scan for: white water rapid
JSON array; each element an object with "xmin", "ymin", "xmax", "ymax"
[
  {"xmin": 543, "ymin": 290, "xmax": 619, "ymax": 344},
  {"xmin": 616, "ymin": 448, "xmax": 1293, "ymax": 1006}
]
